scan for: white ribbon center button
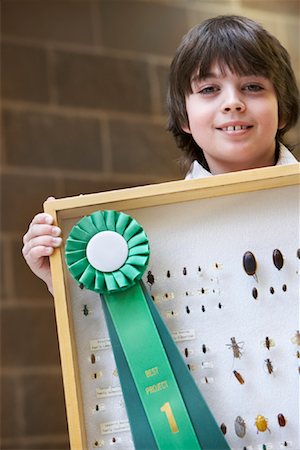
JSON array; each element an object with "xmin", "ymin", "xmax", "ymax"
[{"xmin": 86, "ymin": 231, "xmax": 129, "ymax": 272}]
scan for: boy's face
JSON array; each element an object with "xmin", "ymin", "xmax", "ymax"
[{"xmin": 182, "ymin": 63, "xmax": 282, "ymax": 174}]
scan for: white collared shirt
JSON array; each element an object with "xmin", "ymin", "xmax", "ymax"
[{"xmin": 185, "ymin": 144, "xmax": 298, "ymax": 180}]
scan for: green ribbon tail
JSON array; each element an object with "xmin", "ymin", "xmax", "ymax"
[
  {"xmin": 141, "ymin": 282, "xmax": 231, "ymax": 450},
  {"xmin": 103, "ymin": 283, "xmax": 202, "ymax": 450},
  {"xmin": 101, "ymin": 296, "xmax": 158, "ymax": 450}
]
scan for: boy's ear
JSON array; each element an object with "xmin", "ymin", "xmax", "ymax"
[{"xmin": 181, "ymin": 123, "xmax": 191, "ymax": 134}]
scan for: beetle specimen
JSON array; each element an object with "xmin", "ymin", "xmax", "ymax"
[
  {"xmin": 184, "ymin": 347, "xmax": 189, "ymax": 358},
  {"xmin": 82, "ymin": 304, "xmax": 89, "ymax": 316},
  {"xmin": 226, "ymin": 337, "xmax": 244, "ymax": 358},
  {"xmin": 277, "ymin": 413, "xmax": 287, "ymax": 427},
  {"xmin": 166, "ymin": 270, "xmax": 171, "ymax": 278},
  {"xmin": 255, "ymin": 415, "xmax": 270, "ymax": 433},
  {"xmin": 273, "ymin": 249, "xmax": 284, "ymax": 270},
  {"xmin": 220, "ymin": 423, "xmax": 227, "ymax": 435},
  {"xmin": 234, "ymin": 415, "xmax": 246, "ymax": 438},
  {"xmin": 264, "ymin": 358, "xmax": 274, "ymax": 374},
  {"xmin": 146, "ymin": 270, "xmax": 155, "ymax": 287},
  {"xmin": 262, "ymin": 336, "xmax": 275, "ymax": 350},
  {"xmin": 282, "ymin": 284, "xmax": 287, "ymax": 292},
  {"xmin": 233, "ymin": 370, "xmax": 245, "ymax": 384},
  {"xmin": 183, "ymin": 267, "xmax": 187, "ymax": 275},
  {"xmin": 201, "ymin": 305, "xmax": 206, "ymax": 312},
  {"xmin": 91, "ymin": 354, "xmax": 96, "ymax": 364},
  {"xmin": 186, "ymin": 306, "xmax": 190, "ymax": 314},
  {"xmin": 243, "ymin": 251, "xmax": 258, "ymax": 281},
  {"xmin": 252, "ymin": 287, "xmax": 258, "ymax": 299},
  {"xmin": 291, "ymin": 330, "xmax": 300, "ymax": 346},
  {"xmin": 270, "ymin": 286, "xmax": 275, "ymax": 295},
  {"xmin": 202, "ymin": 344, "xmax": 207, "ymax": 354},
  {"xmin": 297, "ymin": 249, "xmax": 300, "ymax": 259}
]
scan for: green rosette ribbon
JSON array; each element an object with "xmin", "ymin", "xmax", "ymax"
[{"xmin": 65, "ymin": 210, "xmax": 230, "ymax": 450}]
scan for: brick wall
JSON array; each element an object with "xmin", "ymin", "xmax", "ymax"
[{"xmin": 1, "ymin": 1, "xmax": 299, "ymax": 449}]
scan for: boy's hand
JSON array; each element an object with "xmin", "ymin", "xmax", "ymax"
[{"xmin": 22, "ymin": 197, "xmax": 62, "ymax": 295}]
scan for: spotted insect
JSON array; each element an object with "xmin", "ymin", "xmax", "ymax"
[
  {"xmin": 273, "ymin": 249, "xmax": 284, "ymax": 270},
  {"xmin": 255, "ymin": 415, "xmax": 270, "ymax": 433},
  {"xmin": 264, "ymin": 358, "xmax": 274, "ymax": 374},
  {"xmin": 277, "ymin": 413, "xmax": 287, "ymax": 427},
  {"xmin": 146, "ymin": 270, "xmax": 155, "ymax": 287},
  {"xmin": 261, "ymin": 336, "xmax": 275, "ymax": 350},
  {"xmin": 234, "ymin": 415, "xmax": 246, "ymax": 438},
  {"xmin": 243, "ymin": 251, "xmax": 258, "ymax": 281},
  {"xmin": 233, "ymin": 370, "xmax": 245, "ymax": 384},
  {"xmin": 226, "ymin": 337, "xmax": 244, "ymax": 358}
]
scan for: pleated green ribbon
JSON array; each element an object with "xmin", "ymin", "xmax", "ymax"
[{"xmin": 65, "ymin": 210, "xmax": 230, "ymax": 450}]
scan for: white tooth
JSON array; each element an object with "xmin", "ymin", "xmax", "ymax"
[
  {"xmin": 235, "ymin": 126, "xmax": 242, "ymax": 131},
  {"xmin": 227, "ymin": 126, "xmax": 234, "ymax": 131}
]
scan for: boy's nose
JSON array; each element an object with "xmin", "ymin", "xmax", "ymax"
[{"xmin": 221, "ymin": 93, "xmax": 246, "ymax": 113}]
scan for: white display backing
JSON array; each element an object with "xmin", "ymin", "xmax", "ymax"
[{"xmin": 63, "ymin": 184, "xmax": 300, "ymax": 450}]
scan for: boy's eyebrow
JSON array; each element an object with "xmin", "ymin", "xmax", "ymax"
[{"xmin": 191, "ymin": 72, "xmax": 218, "ymax": 83}]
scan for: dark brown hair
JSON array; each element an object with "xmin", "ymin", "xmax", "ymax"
[{"xmin": 167, "ymin": 15, "xmax": 299, "ymax": 172}]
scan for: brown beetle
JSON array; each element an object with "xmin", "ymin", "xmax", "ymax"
[
  {"xmin": 273, "ymin": 249, "xmax": 284, "ymax": 270},
  {"xmin": 277, "ymin": 413, "xmax": 287, "ymax": 427},
  {"xmin": 233, "ymin": 370, "xmax": 245, "ymax": 384}
]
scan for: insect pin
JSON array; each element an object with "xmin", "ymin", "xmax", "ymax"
[
  {"xmin": 264, "ymin": 358, "xmax": 274, "ymax": 374},
  {"xmin": 233, "ymin": 370, "xmax": 245, "ymax": 384},
  {"xmin": 226, "ymin": 337, "xmax": 244, "ymax": 359},
  {"xmin": 243, "ymin": 251, "xmax": 258, "ymax": 282},
  {"xmin": 146, "ymin": 270, "xmax": 155, "ymax": 288},
  {"xmin": 255, "ymin": 415, "xmax": 270, "ymax": 433},
  {"xmin": 234, "ymin": 415, "xmax": 246, "ymax": 438},
  {"xmin": 261, "ymin": 336, "xmax": 275, "ymax": 350},
  {"xmin": 273, "ymin": 249, "xmax": 284, "ymax": 270}
]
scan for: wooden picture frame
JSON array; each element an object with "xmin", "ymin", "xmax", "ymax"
[{"xmin": 45, "ymin": 164, "xmax": 300, "ymax": 450}]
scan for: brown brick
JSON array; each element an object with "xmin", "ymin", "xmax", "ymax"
[
  {"xmin": 1, "ymin": 307, "xmax": 60, "ymax": 367},
  {"xmin": 55, "ymin": 51, "xmax": 151, "ymax": 114},
  {"xmin": 1, "ymin": 173, "xmax": 57, "ymax": 233},
  {"xmin": 2, "ymin": 109, "xmax": 103, "ymax": 172},
  {"xmin": 1, "ymin": 42, "xmax": 49, "ymax": 103},
  {"xmin": 0, "ymin": 375, "xmax": 21, "ymax": 439},
  {"xmin": 1, "ymin": 0, "xmax": 94, "ymax": 45},
  {"xmin": 99, "ymin": 2, "xmax": 189, "ymax": 56},
  {"xmin": 110, "ymin": 119, "xmax": 181, "ymax": 180},
  {"xmin": 12, "ymin": 240, "xmax": 52, "ymax": 300},
  {"xmin": 22, "ymin": 373, "xmax": 68, "ymax": 436},
  {"xmin": 62, "ymin": 178, "xmax": 134, "ymax": 198}
]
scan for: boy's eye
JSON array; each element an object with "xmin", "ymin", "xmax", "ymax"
[
  {"xmin": 198, "ymin": 85, "xmax": 218, "ymax": 95},
  {"xmin": 244, "ymin": 84, "xmax": 263, "ymax": 92}
]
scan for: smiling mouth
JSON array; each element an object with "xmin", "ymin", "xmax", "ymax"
[{"xmin": 218, "ymin": 125, "xmax": 252, "ymax": 131}]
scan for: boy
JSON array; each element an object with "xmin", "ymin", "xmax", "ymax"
[{"xmin": 22, "ymin": 15, "xmax": 299, "ymax": 291}]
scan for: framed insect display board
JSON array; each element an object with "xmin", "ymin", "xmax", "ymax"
[{"xmin": 45, "ymin": 164, "xmax": 300, "ymax": 450}]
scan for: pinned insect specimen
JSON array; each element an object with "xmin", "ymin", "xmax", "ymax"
[
  {"xmin": 79, "ymin": 283, "xmax": 84, "ymax": 290},
  {"xmin": 282, "ymin": 284, "xmax": 287, "ymax": 292},
  {"xmin": 200, "ymin": 376, "xmax": 214, "ymax": 384},
  {"xmin": 243, "ymin": 251, "xmax": 258, "ymax": 281},
  {"xmin": 166, "ymin": 270, "xmax": 171, "ymax": 278},
  {"xmin": 91, "ymin": 354, "xmax": 96, "ymax": 364},
  {"xmin": 291, "ymin": 330, "xmax": 300, "ymax": 346},
  {"xmin": 183, "ymin": 267, "xmax": 187, "ymax": 275},
  {"xmin": 270, "ymin": 286, "xmax": 275, "ymax": 295},
  {"xmin": 262, "ymin": 336, "xmax": 275, "ymax": 350},
  {"xmin": 201, "ymin": 305, "xmax": 205, "ymax": 312},
  {"xmin": 186, "ymin": 306, "xmax": 190, "ymax": 314},
  {"xmin": 226, "ymin": 337, "xmax": 244, "ymax": 358},
  {"xmin": 234, "ymin": 416, "xmax": 246, "ymax": 438},
  {"xmin": 273, "ymin": 249, "xmax": 284, "ymax": 270},
  {"xmin": 147, "ymin": 270, "xmax": 155, "ymax": 287},
  {"xmin": 297, "ymin": 249, "xmax": 300, "ymax": 259},
  {"xmin": 220, "ymin": 423, "xmax": 227, "ymax": 435},
  {"xmin": 233, "ymin": 370, "xmax": 245, "ymax": 384},
  {"xmin": 83, "ymin": 305, "xmax": 89, "ymax": 316},
  {"xmin": 255, "ymin": 415, "xmax": 270, "ymax": 433},
  {"xmin": 252, "ymin": 287, "xmax": 258, "ymax": 299},
  {"xmin": 202, "ymin": 344, "xmax": 207, "ymax": 354},
  {"xmin": 277, "ymin": 413, "xmax": 287, "ymax": 427},
  {"xmin": 264, "ymin": 358, "xmax": 274, "ymax": 374},
  {"xmin": 218, "ymin": 302, "xmax": 223, "ymax": 309}
]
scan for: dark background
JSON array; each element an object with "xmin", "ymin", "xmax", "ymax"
[{"xmin": 1, "ymin": 1, "xmax": 299, "ymax": 449}]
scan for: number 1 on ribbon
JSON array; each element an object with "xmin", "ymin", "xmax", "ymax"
[{"xmin": 160, "ymin": 402, "xmax": 179, "ymax": 434}]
